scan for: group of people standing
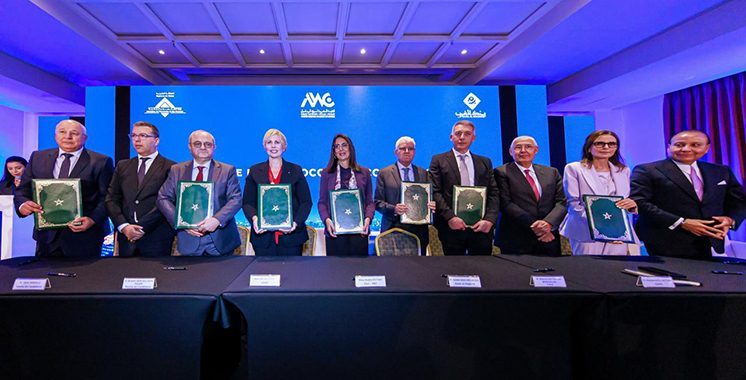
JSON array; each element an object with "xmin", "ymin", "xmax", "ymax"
[{"xmin": 8, "ymin": 119, "xmax": 746, "ymax": 260}]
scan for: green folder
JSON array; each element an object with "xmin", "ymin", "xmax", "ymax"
[
  {"xmin": 32, "ymin": 179, "xmax": 82, "ymax": 230},
  {"xmin": 400, "ymin": 182, "xmax": 431, "ymax": 225},
  {"xmin": 583, "ymin": 194, "xmax": 634, "ymax": 243},
  {"xmin": 330, "ymin": 189, "xmax": 364, "ymax": 234},
  {"xmin": 175, "ymin": 181, "xmax": 214, "ymax": 229},
  {"xmin": 258, "ymin": 184, "xmax": 293, "ymax": 230},
  {"xmin": 453, "ymin": 185, "xmax": 486, "ymax": 227}
]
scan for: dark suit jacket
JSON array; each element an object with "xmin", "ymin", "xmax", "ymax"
[
  {"xmin": 242, "ymin": 160, "xmax": 312, "ymax": 248},
  {"xmin": 105, "ymin": 154, "xmax": 176, "ymax": 256},
  {"xmin": 318, "ymin": 165, "xmax": 376, "ymax": 236},
  {"xmin": 429, "ymin": 150, "xmax": 500, "ymax": 231},
  {"xmin": 14, "ymin": 148, "xmax": 114, "ymax": 256},
  {"xmin": 630, "ymin": 159, "xmax": 746, "ymax": 259},
  {"xmin": 374, "ymin": 162, "xmax": 429, "ymax": 232},
  {"xmin": 157, "ymin": 160, "xmax": 242, "ymax": 255},
  {"xmin": 493, "ymin": 163, "xmax": 567, "ymax": 254}
]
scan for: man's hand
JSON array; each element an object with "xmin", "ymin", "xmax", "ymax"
[
  {"xmin": 616, "ymin": 198, "xmax": 638, "ymax": 213},
  {"xmin": 325, "ymin": 218, "xmax": 337, "ymax": 238},
  {"xmin": 394, "ymin": 203, "xmax": 409, "ymax": 215},
  {"xmin": 19, "ymin": 201, "xmax": 42, "ymax": 217},
  {"xmin": 185, "ymin": 228, "xmax": 204, "ymax": 237},
  {"xmin": 530, "ymin": 220, "xmax": 552, "ymax": 236},
  {"xmin": 122, "ymin": 224, "xmax": 145, "ymax": 242},
  {"xmin": 362, "ymin": 218, "xmax": 371, "ymax": 235},
  {"xmin": 448, "ymin": 217, "xmax": 467, "ymax": 231},
  {"xmin": 681, "ymin": 218, "xmax": 725, "ymax": 239},
  {"xmin": 251, "ymin": 216, "xmax": 267, "ymax": 234},
  {"xmin": 537, "ymin": 231, "xmax": 555, "ymax": 243},
  {"xmin": 68, "ymin": 217, "xmax": 95, "ymax": 233},
  {"xmin": 197, "ymin": 217, "xmax": 221, "ymax": 233},
  {"xmin": 427, "ymin": 201, "xmax": 436, "ymax": 211},
  {"xmin": 712, "ymin": 216, "xmax": 735, "ymax": 235},
  {"xmin": 472, "ymin": 220, "xmax": 494, "ymax": 233}
]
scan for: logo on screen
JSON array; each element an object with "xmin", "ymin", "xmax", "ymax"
[
  {"xmin": 145, "ymin": 92, "xmax": 186, "ymax": 118},
  {"xmin": 455, "ymin": 92, "xmax": 486, "ymax": 119},
  {"xmin": 300, "ymin": 92, "xmax": 336, "ymax": 119}
]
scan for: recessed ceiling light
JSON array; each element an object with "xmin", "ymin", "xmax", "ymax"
[
  {"xmin": 259, "ymin": 49, "xmax": 265, "ymax": 55},
  {"xmin": 158, "ymin": 49, "xmax": 166, "ymax": 55},
  {"xmin": 360, "ymin": 48, "xmax": 367, "ymax": 55},
  {"xmin": 460, "ymin": 49, "xmax": 468, "ymax": 55}
]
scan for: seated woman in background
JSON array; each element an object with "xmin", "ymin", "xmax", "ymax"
[
  {"xmin": 317, "ymin": 134, "xmax": 375, "ymax": 256},
  {"xmin": 242, "ymin": 129, "xmax": 312, "ymax": 256},
  {"xmin": 559, "ymin": 130, "xmax": 640, "ymax": 255},
  {"xmin": 0, "ymin": 156, "xmax": 28, "ymax": 195}
]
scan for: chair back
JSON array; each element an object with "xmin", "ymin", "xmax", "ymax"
[
  {"xmin": 302, "ymin": 225, "xmax": 316, "ymax": 256},
  {"xmin": 375, "ymin": 228, "xmax": 420, "ymax": 256},
  {"xmin": 427, "ymin": 225, "xmax": 443, "ymax": 256},
  {"xmin": 235, "ymin": 225, "xmax": 251, "ymax": 255}
]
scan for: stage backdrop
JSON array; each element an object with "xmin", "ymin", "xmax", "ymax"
[{"xmin": 126, "ymin": 86, "xmax": 504, "ymax": 231}]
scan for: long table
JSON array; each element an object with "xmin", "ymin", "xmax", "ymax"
[{"xmin": 0, "ymin": 256, "xmax": 253, "ymax": 380}]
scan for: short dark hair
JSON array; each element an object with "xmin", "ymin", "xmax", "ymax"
[
  {"xmin": 669, "ymin": 129, "xmax": 710, "ymax": 144},
  {"xmin": 133, "ymin": 121, "xmax": 160, "ymax": 137}
]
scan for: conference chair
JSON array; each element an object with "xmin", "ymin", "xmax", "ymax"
[
  {"xmin": 112, "ymin": 231, "xmax": 120, "ymax": 256},
  {"xmin": 560, "ymin": 236, "xmax": 572, "ymax": 256},
  {"xmin": 375, "ymin": 228, "xmax": 420, "ymax": 256},
  {"xmin": 235, "ymin": 225, "xmax": 251, "ymax": 256},
  {"xmin": 301, "ymin": 225, "xmax": 316, "ymax": 256},
  {"xmin": 426, "ymin": 225, "xmax": 443, "ymax": 256}
]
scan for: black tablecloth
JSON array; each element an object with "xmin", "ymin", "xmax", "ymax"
[
  {"xmin": 0, "ymin": 256, "xmax": 253, "ymax": 380},
  {"xmin": 498, "ymin": 254, "xmax": 746, "ymax": 380},
  {"xmin": 222, "ymin": 256, "xmax": 602, "ymax": 380}
]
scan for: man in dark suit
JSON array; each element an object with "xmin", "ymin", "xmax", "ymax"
[
  {"xmin": 375, "ymin": 136, "xmax": 435, "ymax": 255},
  {"xmin": 105, "ymin": 121, "xmax": 176, "ymax": 256},
  {"xmin": 493, "ymin": 136, "xmax": 567, "ymax": 256},
  {"xmin": 429, "ymin": 120, "xmax": 499, "ymax": 255},
  {"xmin": 15, "ymin": 119, "xmax": 114, "ymax": 257},
  {"xmin": 630, "ymin": 130, "xmax": 746, "ymax": 259},
  {"xmin": 157, "ymin": 130, "xmax": 242, "ymax": 256}
]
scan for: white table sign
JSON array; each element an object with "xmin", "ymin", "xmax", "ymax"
[
  {"xmin": 446, "ymin": 275, "xmax": 482, "ymax": 288},
  {"xmin": 637, "ymin": 276, "xmax": 675, "ymax": 288},
  {"xmin": 122, "ymin": 278, "xmax": 157, "ymax": 290},
  {"xmin": 530, "ymin": 276, "xmax": 567, "ymax": 288},
  {"xmin": 12, "ymin": 278, "xmax": 51, "ymax": 290},
  {"xmin": 354, "ymin": 275, "xmax": 386, "ymax": 288},
  {"xmin": 249, "ymin": 274, "xmax": 281, "ymax": 287}
]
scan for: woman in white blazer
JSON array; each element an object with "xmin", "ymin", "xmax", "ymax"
[{"xmin": 559, "ymin": 130, "xmax": 640, "ymax": 255}]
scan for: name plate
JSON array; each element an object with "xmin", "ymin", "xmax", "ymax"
[
  {"xmin": 637, "ymin": 276, "xmax": 675, "ymax": 288},
  {"xmin": 13, "ymin": 278, "xmax": 51, "ymax": 290},
  {"xmin": 530, "ymin": 276, "xmax": 567, "ymax": 288},
  {"xmin": 122, "ymin": 277, "xmax": 157, "ymax": 290},
  {"xmin": 446, "ymin": 275, "xmax": 482, "ymax": 288},
  {"xmin": 354, "ymin": 275, "xmax": 386, "ymax": 288},
  {"xmin": 249, "ymin": 274, "xmax": 281, "ymax": 287}
]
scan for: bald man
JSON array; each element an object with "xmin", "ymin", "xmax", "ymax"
[
  {"xmin": 630, "ymin": 130, "xmax": 746, "ymax": 259},
  {"xmin": 14, "ymin": 119, "xmax": 114, "ymax": 257}
]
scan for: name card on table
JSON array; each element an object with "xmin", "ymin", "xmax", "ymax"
[
  {"xmin": 249, "ymin": 274, "xmax": 281, "ymax": 287},
  {"xmin": 637, "ymin": 276, "xmax": 675, "ymax": 288},
  {"xmin": 530, "ymin": 276, "xmax": 567, "ymax": 288},
  {"xmin": 13, "ymin": 278, "xmax": 51, "ymax": 290},
  {"xmin": 122, "ymin": 278, "xmax": 157, "ymax": 290},
  {"xmin": 446, "ymin": 275, "xmax": 482, "ymax": 288},
  {"xmin": 355, "ymin": 275, "xmax": 386, "ymax": 288}
]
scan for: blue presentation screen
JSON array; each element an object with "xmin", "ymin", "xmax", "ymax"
[{"xmin": 126, "ymin": 85, "xmax": 502, "ymax": 230}]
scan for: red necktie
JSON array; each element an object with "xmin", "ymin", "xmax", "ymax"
[
  {"xmin": 524, "ymin": 169, "xmax": 540, "ymax": 201},
  {"xmin": 196, "ymin": 166, "xmax": 204, "ymax": 182}
]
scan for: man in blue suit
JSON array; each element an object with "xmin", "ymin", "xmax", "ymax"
[
  {"xmin": 631, "ymin": 130, "xmax": 746, "ymax": 259},
  {"xmin": 15, "ymin": 119, "xmax": 114, "ymax": 257},
  {"xmin": 157, "ymin": 130, "xmax": 242, "ymax": 256}
]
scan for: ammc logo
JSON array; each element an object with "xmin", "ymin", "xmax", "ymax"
[
  {"xmin": 300, "ymin": 92, "xmax": 336, "ymax": 119},
  {"xmin": 145, "ymin": 92, "xmax": 186, "ymax": 118}
]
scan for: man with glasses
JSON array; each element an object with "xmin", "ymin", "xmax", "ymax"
[
  {"xmin": 493, "ymin": 136, "xmax": 566, "ymax": 255},
  {"xmin": 374, "ymin": 136, "xmax": 435, "ymax": 255},
  {"xmin": 429, "ymin": 120, "xmax": 500, "ymax": 255},
  {"xmin": 15, "ymin": 119, "xmax": 114, "ymax": 257},
  {"xmin": 105, "ymin": 121, "xmax": 176, "ymax": 256},
  {"xmin": 157, "ymin": 130, "xmax": 242, "ymax": 256}
]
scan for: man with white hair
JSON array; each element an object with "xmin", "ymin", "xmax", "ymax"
[
  {"xmin": 157, "ymin": 130, "xmax": 242, "ymax": 256},
  {"xmin": 15, "ymin": 119, "xmax": 114, "ymax": 257},
  {"xmin": 374, "ymin": 136, "xmax": 435, "ymax": 254},
  {"xmin": 493, "ymin": 136, "xmax": 566, "ymax": 256}
]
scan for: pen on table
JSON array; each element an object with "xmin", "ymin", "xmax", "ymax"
[
  {"xmin": 712, "ymin": 270, "xmax": 743, "ymax": 275},
  {"xmin": 163, "ymin": 266, "xmax": 187, "ymax": 271},
  {"xmin": 532, "ymin": 267, "xmax": 555, "ymax": 273},
  {"xmin": 47, "ymin": 272, "xmax": 77, "ymax": 277}
]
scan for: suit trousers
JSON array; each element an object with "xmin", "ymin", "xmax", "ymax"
[
  {"xmin": 438, "ymin": 228, "xmax": 493, "ymax": 256},
  {"xmin": 325, "ymin": 235, "xmax": 369, "ymax": 256}
]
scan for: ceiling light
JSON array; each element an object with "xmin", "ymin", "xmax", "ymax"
[
  {"xmin": 259, "ymin": 49, "xmax": 265, "ymax": 55},
  {"xmin": 460, "ymin": 49, "xmax": 468, "ymax": 55},
  {"xmin": 360, "ymin": 48, "xmax": 366, "ymax": 55},
  {"xmin": 158, "ymin": 49, "xmax": 166, "ymax": 55}
]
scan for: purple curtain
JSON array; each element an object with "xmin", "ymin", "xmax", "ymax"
[{"xmin": 664, "ymin": 71, "xmax": 746, "ymax": 241}]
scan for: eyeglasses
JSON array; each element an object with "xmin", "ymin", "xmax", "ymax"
[
  {"xmin": 191, "ymin": 141, "xmax": 214, "ymax": 149},
  {"xmin": 129, "ymin": 133, "xmax": 156, "ymax": 140},
  {"xmin": 397, "ymin": 147, "xmax": 415, "ymax": 152},
  {"xmin": 592, "ymin": 141, "xmax": 618, "ymax": 148},
  {"xmin": 333, "ymin": 142, "xmax": 349, "ymax": 150}
]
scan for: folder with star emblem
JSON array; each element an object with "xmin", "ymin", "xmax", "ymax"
[
  {"xmin": 330, "ymin": 189, "xmax": 364, "ymax": 234},
  {"xmin": 453, "ymin": 185, "xmax": 486, "ymax": 227},
  {"xmin": 583, "ymin": 194, "xmax": 634, "ymax": 243},
  {"xmin": 175, "ymin": 181, "xmax": 214, "ymax": 229},
  {"xmin": 32, "ymin": 179, "xmax": 82, "ymax": 230},
  {"xmin": 400, "ymin": 182, "xmax": 432, "ymax": 224},
  {"xmin": 258, "ymin": 184, "xmax": 293, "ymax": 230}
]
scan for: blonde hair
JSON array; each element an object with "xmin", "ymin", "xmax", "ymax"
[{"xmin": 262, "ymin": 129, "xmax": 288, "ymax": 149}]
